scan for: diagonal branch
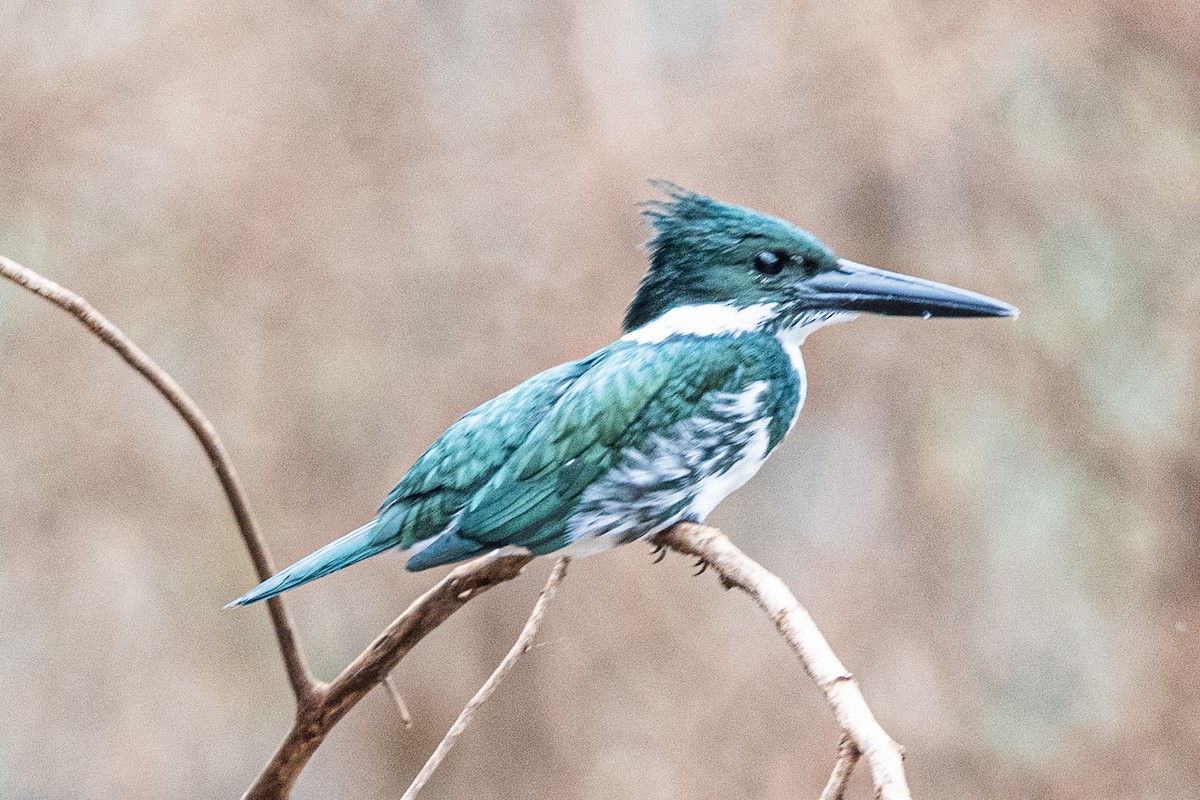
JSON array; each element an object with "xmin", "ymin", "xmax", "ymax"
[
  {"xmin": 0, "ymin": 255, "xmax": 315, "ymax": 700},
  {"xmin": 653, "ymin": 522, "xmax": 910, "ymax": 800},
  {"xmin": 242, "ymin": 551, "xmax": 534, "ymax": 800},
  {"xmin": 400, "ymin": 557, "xmax": 569, "ymax": 800}
]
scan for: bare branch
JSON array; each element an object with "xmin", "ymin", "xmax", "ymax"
[
  {"xmin": 401, "ymin": 557, "xmax": 569, "ymax": 800},
  {"xmin": 242, "ymin": 551, "xmax": 534, "ymax": 800},
  {"xmin": 249, "ymin": 523, "xmax": 910, "ymax": 800},
  {"xmin": 0, "ymin": 255, "xmax": 316, "ymax": 700},
  {"xmin": 819, "ymin": 733, "xmax": 861, "ymax": 800},
  {"xmin": 654, "ymin": 522, "xmax": 910, "ymax": 800}
]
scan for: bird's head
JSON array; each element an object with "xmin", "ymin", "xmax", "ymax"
[{"xmin": 623, "ymin": 183, "xmax": 1016, "ymax": 335}]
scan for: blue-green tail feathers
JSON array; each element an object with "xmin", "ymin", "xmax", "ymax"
[
  {"xmin": 223, "ymin": 514, "xmax": 500, "ymax": 607},
  {"xmin": 402, "ymin": 530, "xmax": 490, "ymax": 571},
  {"xmin": 226, "ymin": 520, "xmax": 397, "ymax": 607}
]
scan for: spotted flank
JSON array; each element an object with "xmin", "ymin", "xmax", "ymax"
[{"xmin": 565, "ymin": 381, "xmax": 773, "ymax": 552}]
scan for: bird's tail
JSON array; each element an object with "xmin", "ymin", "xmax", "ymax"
[{"xmin": 225, "ymin": 520, "xmax": 391, "ymax": 607}]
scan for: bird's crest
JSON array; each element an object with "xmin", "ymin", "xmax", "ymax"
[{"xmin": 639, "ymin": 180, "xmax": 746, "ymax": 262}]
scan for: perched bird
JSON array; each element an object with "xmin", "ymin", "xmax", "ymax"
[{"xmin": 229, "ymin": 184, "xmax": 1015, "ymax": 607}]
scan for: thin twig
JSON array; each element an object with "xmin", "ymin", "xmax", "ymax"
[
  {"xmin": 400, "ymin": 557, "xmax": 569, "ymax": 800},
  {"xmin": 382, "ymin": 674, "xmax": 414, "ymax": 729},
  {"xmin": 654, "ymin": 523, "xmax": 910, "ymax": 800},
  {"xmin": 819, "ymin": 733, "xmax": 861, "ymax": 800},
  {"xmin": 0, "ymin": 255, "xmax": 315, "ymax": 700}
]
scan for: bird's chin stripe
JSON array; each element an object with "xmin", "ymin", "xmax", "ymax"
[{"xmin": 621, "ymin": 303, "xmax": 778, "ymax": 344}]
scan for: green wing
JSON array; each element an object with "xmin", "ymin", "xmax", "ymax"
[
  {"xmin": 227, "ymin": 356, "xmax": 596, "ymax": 603},
  {"xmin": 373, "ymin": 357, "xmax": 593, "ymax": 551},
  {"xmin": 442, "ymin": 337, "xmax": 753, "ymax": 557}
]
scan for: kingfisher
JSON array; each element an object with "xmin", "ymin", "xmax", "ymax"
[{"xmin": 229, "ymin": 184, "xmax": 1015, "ymax": 607}]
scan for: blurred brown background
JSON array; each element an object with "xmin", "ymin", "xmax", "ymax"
[{"xmin": 2, "ymin": 1, "xmax": 1198, "ymax": 798}]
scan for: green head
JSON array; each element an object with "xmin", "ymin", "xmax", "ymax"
[{"xmin": 623, "ymin": 183, "xmax": 1015, "ymax": 333}]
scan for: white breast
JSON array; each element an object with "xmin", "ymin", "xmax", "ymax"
[
  {"xmin": 774, "ymin": 310, "xmax": 854, "ymax": 433},
  {"xmin": 775, "ymin": 329, "xmax": 808, "ymax": 433},
  {"xmin": 685, "ymin": 416, "xmax": 773, "ymax": 520}
]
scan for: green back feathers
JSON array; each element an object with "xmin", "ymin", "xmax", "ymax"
[{"xmin": 385, "ymin": 333, "xmax": 801, "ymax": 559}]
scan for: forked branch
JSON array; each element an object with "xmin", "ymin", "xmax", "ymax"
[
  {"xmin": 2, "ymin": 255, "xmax": 911, "ymax": 800},
  {"xmin": 242, "ymin": 551, "xmax": 534, "ymax": 799}
]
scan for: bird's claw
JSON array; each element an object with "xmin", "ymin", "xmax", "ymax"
[
  {"xmin": 650, "ymin": 543, "xmax": 667, "ymax": 564},
  {"xmin": 693, "ymin": 558, "xmax": 709, "ymax": 576}
]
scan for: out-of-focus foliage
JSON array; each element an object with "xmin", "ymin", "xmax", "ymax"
[{"xmin": 2, "ymin": 1, "xmax": 1198, "ymax": 798}]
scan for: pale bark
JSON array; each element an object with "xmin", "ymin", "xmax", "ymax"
[
  {"xmin": 819, "ymin": 733, "xmax": 862, "ymax": 800},
  {"xmin": 656, "ymin": 523, "xmax": 909, "ymax": 800}
]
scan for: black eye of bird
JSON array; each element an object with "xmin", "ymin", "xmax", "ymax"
[{"xmin": 753, "ymin": 250, "xmax": 789, "ymax": 275}]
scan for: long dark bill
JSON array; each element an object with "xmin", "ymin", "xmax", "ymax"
[{"xmin": 801, "ymin": 258, "xmax": 1018, "ymax": 318}]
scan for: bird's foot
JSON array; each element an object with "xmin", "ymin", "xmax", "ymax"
[
  {"xmin": 650, "ymin": 543, "xmax": 668, "ymax": 564},
  {"xmin": 692, "ymin": 557, "xmax": 734, "ymax": 589}
]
